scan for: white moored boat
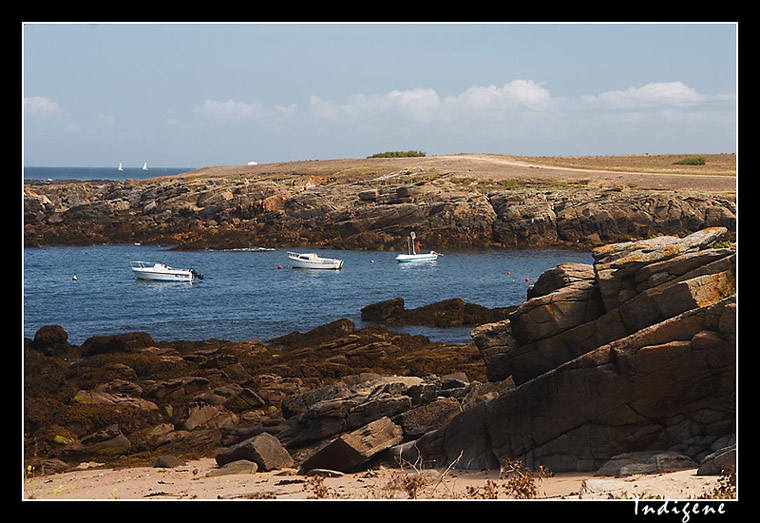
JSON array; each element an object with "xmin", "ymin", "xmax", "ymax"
[
  {"xmin": 288, "ymin": 252, "xmax": 344, "ymax": 270},
  {"xmin": 396, "ymin": 252, "xmax": 440, "ymax": 263},
  {"xmin": 131, "ymin": 261, "xmax": 204, "ymax": 282},
  {"xmin": 395, "ymin": 231, "xmax": 441, "ymax": 263}
]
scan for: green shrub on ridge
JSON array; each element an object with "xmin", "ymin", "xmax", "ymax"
[{"xmin": 367, "ymin": 150, "xmax": 426, "ymax": 158}]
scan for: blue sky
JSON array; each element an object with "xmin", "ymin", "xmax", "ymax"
[{"xmin": 22, "ymin": 22, "xmax": 737, "ymax": 168}]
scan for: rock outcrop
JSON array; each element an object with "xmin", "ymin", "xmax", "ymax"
[
  {"xmin": 24, "ymin": 170, "xmax": 735, "ymax": 251},
  {"xmin": 360, "ymin": 297, "xmax": 514, "ymax": 328},
  {"xmin": 403, "ymin": 228, "xmax": 735, "ymax": 472},
  {"xmin": 24, "ymin": 317, "xmax": 490, "ymax": 470}
]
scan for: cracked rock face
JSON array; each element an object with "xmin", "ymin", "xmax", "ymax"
[
  {"xmin": 450, "ymin": 228, "xmax": 736, "ymax": 472},
  {"xmin": 430, "ymin": 295, "xmax": 736, "ymax": 472},
  {"xmin": 472, "ymin": 228, "xmax": 735, "ymax": 387}
]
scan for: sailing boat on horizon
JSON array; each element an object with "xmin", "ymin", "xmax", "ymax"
[
  {"xmin": 142, "ymin": 162, "xmax": 149, "ymax": 171},
  {"xmin": 118, "ymin": 162, "xmax": 124, "ymax": 172}
]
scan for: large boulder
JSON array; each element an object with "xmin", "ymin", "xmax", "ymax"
[
  {"xmin": 30, "ymin": 325, "xmax": 70, "ymax": 354},
  {"xmin": 592, "ymin": 227, "xmax": 729, "ymax": 311},
  {"xmin": 274, "ymin": 376, "xmax": 423, "ymax": 448},
  {"xmin": 526, "ymin": 262, "xmax": 597, "ymax": 299},
  {"xmin": 268, "ymin": 318, "xmax": 356, "ymax": 349},
  {"xmin": 81, "ymin": 332, "xmax": 155, "ymax": 356},
  {"xmin": 508, "ymin": 279, "xmax": 603, "ymax": 345},
  {"xmin": 470, "ymin": 320, "xmax": 514, "ymax": 382},
  {"xmin": 594, "ymin": 451, "xmax": 699, "ymax": 477},
  {"xmin": 215, "ymin": 432, "xmax": 293, "ymax": 471},
  {"xmin": 697, "ymin": 445, "xmax": 736, "ymax": 476},
  {"xmin": 361, "ymin": 297, "xmax": 512, "ymax": 327},
  {"xmin": 299, "ymin": 417, "xmax": 403, "ymax": 473},
  {"xmin": 361, "ymin": 298, "xmax": 405, "ymax": 322},
  {"xmin": 394, "ymin": 397, "xmax": 462, "ymax": 440},
  {"xmin": 59, "ymin": 424, "xmax": 132, "ymax": 463}
]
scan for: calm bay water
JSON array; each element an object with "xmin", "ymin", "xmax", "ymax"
[
  {"xmin": 24, "ymin": 166, "xmax": 195, "ymax": 181},
  {"xmin": 23, "ymin": 245, "xmax": 594, "ymax": 346}
]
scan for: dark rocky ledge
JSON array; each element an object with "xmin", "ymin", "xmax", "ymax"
[{"xmin": 24, "ymin": 159, "xmax": 736, "ymax": 251}]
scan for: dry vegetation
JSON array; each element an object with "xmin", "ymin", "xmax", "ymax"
[
  {"xmin": 510, "ymin": 153, "xmax": 736, "ymax": 176},
  {"xmin": 157, "ymin": 153, "xmax": 736, "ymax": 195},
  {"xmin": 299, "ymin": 458, "xmax": 556, "ymax": 500}
]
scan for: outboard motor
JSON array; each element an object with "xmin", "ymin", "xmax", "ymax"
[{"xmin": 190, "ymin": 269, "xmax": 204, "ymax": 280}]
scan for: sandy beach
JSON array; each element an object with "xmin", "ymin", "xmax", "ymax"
[{"xmin": 23, "ymin": 457, "xmax": 726, "ymax": 501}]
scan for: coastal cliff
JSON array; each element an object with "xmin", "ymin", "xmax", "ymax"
[{"xmin": 24, "ymin": 154, "xmax": 736, "ymax": 251}]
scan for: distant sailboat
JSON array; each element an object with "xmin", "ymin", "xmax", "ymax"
[
  {"xmin": 118, "ymin": 162, "xmax": 124, "ymax": 172},
  {"xmin": 142, "ymin": 162, "xmax": 149, "ymax": 171}
]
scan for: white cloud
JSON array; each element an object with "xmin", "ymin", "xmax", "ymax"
[
  {"xmin": 194, "ymin": 80, "xmax": 726, "ymax": 131},
  {"xmin": 23, "ymin": 96, "xmax": 63, "ymax": 116},
  {"xmin": 186, "ymin": 80, "xmax": 733, "ymax": 157},
  {"xmin": 445, "ymin": 80, "xmax": 553, "ymax": 113},
  {"xmin": 193, "ymin": 99, "xmax": 297, "ymax": 124},
  {"xmin": 580, "ymin": 81, "xmax": 708, "ymax": 109},
  {"xmin": 307, "ymin": 88, "xmax": 441, "ymax": 123},
  {"xmin": 274, "ymin": 104, "xmax": 297, "ymax": 119},
  {"xmin": 23, "ymin": 96, "xmax": 82, "ymax": 134},
  {"xmin": 306, "ymin": 81, "xmax": 551, "ymax": 125},
  {"xmin": 194, "ymin": 99, "xmax": 268, "ymax": 122}
]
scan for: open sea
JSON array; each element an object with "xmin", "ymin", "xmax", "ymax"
[
  {"xmin": 24, "ymin": 166, "xmax": 195, "ymax": 181},
  {"xmin": 22, "ymin": 244, "xmax": 594, "ymax": 346}
]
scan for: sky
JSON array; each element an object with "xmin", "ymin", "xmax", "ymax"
[{"xmin": 22, "ymin": 22, "xmax": 738, "ymax": 168}]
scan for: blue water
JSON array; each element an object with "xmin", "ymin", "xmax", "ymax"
[
  {"xmin": 23, "ymin": 245, "xmax": 593, "ymax": 346},
  {"xmin": 24, "ymin": 166, "xmax": 195, "ymax": 181}
]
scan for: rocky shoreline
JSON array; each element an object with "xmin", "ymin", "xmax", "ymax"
[
  {"xmin": 24, "ymin": 227, "xmax": 737, "ymax": 497},
  {"xmin": 23, "ymin": 158, "xmax": 736, "ymax": 251}
]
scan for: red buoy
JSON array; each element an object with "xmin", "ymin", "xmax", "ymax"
[
  {"xmin": 278, "ymin": 265, "xmax": 282, "ymax": 270},
  {"xmin": 507, "ymin": 271, "xmax": 511, "ymax": 275},
  {"xmin": 525, "ymin": 277, "xmax": 530, "ymax": 282}
]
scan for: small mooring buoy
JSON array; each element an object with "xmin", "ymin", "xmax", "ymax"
[{"xmin": 72, "ymin": 275, "xmax": 78, "ymax": 281}]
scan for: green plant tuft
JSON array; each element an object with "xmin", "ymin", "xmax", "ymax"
[{"xmin": 673, "ymin": 156, "xmax": 706, "ymax": 165}]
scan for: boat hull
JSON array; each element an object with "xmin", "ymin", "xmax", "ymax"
[
  {"xmin": 131, "ymin": 261, "xmax": 195, "ymax": 282},
  {"xmin": 395, "ymin": 253, "xmax": 439, "ymax": 263},
  {"xmin": 288, "ymin": 253, "xmax": 344, "ymax": 270},
  {"xmin": 132, "ymin": 268, "xmax": 193, "ymax": 282}
]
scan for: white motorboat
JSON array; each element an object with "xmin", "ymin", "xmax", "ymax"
[
  {"xmin": 288, "ymin": 252, "xmax": 344, "ymax": 270},
  {"xmin": 131, "ymin": 261, "xmax": 204, "ymax": 282},
  {"xmin": 396, "ymin": 231, "xmax": 441, "ymax": 263},
  {"xmin": 396, "ymin": 252, "xmax": 441, "ymax": 263}
]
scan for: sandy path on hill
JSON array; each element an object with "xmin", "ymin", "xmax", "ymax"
[{"xmin": 429, "ymin": 154, "xmax": 737, "ymax": 193}]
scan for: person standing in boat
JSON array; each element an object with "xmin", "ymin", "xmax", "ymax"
[{"xmin": 416, "ymin": 240, "xmax": 422, "ymax": 253}]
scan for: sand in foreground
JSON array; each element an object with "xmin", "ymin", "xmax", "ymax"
[{"xmin": 23, "ymin": 457, "xmax": 724, "ymax": 501}]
